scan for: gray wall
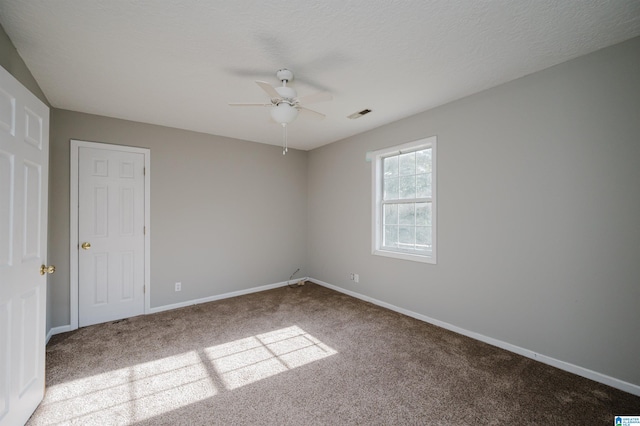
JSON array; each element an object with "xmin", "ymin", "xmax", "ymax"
[
  {"xmin": 307, "ymin": 37, "xmax": 640, "ymax": 386},
  {"xmin": 0, "ymin": 23, "xmax": 48, "ymax": 106},
  {"xmin": 49, "ymin": 110, "xmax": 308, "ymax": 326}
]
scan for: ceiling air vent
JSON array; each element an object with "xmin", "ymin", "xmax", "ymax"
[{"xmin": 347, "ymin": 109, "xmax": 372, "ymax": 119}]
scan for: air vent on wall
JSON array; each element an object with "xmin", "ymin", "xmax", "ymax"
[{"xmin": 347, "ymin": 109, "xmax": 372, "ymax": 119}]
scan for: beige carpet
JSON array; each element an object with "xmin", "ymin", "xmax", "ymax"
[{"xmin": 29, "ymin": 283, "xmax": 639, "ymax": 425}]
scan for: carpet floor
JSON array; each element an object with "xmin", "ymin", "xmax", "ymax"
[{"xmin": 28, "ymin": 283, "xmax": 639, "ymax": 425}]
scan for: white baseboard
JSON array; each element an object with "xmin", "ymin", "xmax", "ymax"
[
  {"xmin": 147, "ymin": 280, "xmax": 293, "ymax": 315},
  {"xmin": 46, "ymin": 325, "xmax": 74, "ymax": 344},
  {"xmin": 48, "ymin": 278, "xmax": 307, "ymax": 339},
  {"xmin": 47, "ymin": 276, "xmax": 637, "ymax": 396},
  {"xmin": 309, "ymin": 277, "xmax": 640, "ymax": 397}
]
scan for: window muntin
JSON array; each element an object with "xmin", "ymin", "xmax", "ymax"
[{"xmin": 372, "ymin": 137, "xmax": 436, "ymax": 263}]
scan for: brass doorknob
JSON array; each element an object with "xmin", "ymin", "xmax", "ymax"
[
  {"xmin": 40, "ymin": 265, "xmax": 56, "ymax": 275},
  {"xmin": 81, "ymin": 242, "xmax": 91, "ymax": 250}
]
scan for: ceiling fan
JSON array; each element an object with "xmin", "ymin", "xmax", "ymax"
[{"xmin": 229, "ymin": 69, "xmax": 332, "ymax": 154}]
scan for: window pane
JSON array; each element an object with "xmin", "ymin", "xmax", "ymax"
[
  {"xmin": 384, "ymin": 225, "xmax": 398, "ymax": 248},
  {"xmin": 399, "ymin": 152, "xmax": 415, "ymax": 176},
  {"xmin": 384, "ymin": 156, "xmax": 398, "ymax": 178},
  {"xmin": 399, "ymin": 226, "xmax": 415, "ymax": 246},
  {"xmin": 416, "ymin": 226, "xmax": 432, "ymax": 250},
  {"xmin": 416, "ymin": 173, "xmax": 431, "ymax": 198},
  {"xmin": 383, "ymin": 204, "xmax": 398, "ymax": 225},
  {"xmin": 416, "ymin": 148, "xmax": 431, "ymax": 173},
  {"xmin": 415, "ymin": 202, "xmax": 431, "ymax": 226},
  {"xmin": 384, "ymin": 177, "xmax": 399, "ymax": 200},
  {"xmin": 398, "ymin": 203, "xmax": 415, "ymax": 225},
  {"xmin": 374, "ymin": 137, "xmax": 435, "ymax": 262},
  {"xmin": 399, "ymin": 175, "xmax": 415, "ymax": 199}
]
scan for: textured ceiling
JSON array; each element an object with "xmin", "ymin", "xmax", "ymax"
[{"xmin": 1, "ymin": 1, "xmax": 639, "ymax": 151}]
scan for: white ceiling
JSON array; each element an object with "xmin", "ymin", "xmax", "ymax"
[{"xmin": 1, "ymin": 1, "xmax": 639, "ymax": 151}]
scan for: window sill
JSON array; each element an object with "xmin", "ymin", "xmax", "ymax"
[{"xmin": 372, "ymin": 249, "xmax": 436, "ymax": 264}]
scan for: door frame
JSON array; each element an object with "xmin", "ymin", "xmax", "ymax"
[{"xmin": 69, "ymin": 140, "xmax": 151, "ymax": 330}]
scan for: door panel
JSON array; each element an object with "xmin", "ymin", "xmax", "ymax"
[
  {"xmin": 18, "ymin": 289, "xmax": 39, "ymax": 395},
  {"xmin": 121, "ymin": 251, "xmax": 134, "ymax": 300},
  {"xmin": 93, "ymin": 185, "xmax": 108, "ymax": 237},
  {"xmin": 22, "ymin": 160, "xmax": 42, "ymax": 260},
  {"xmin": 24, "ymin": 108, "xmax": 42, "ymax": 149},
  {"xmin": 78, "ymin": 147, "xmax": 145, "ymax": 327},
  {"xmin": 0, "ymin": 150, "xmax": 13, "ymax": 266},
  {"xmin": 0, "ymin": 65, "xmax": 49, "ymax": 426},
  {"xmin": 0, "ymin": 303, "xmax": 10, "ymax": 418},
  {"xmin": 0, "ymin": 88, "xmax": 14, "ymax": 134},
  {"xmin": 93, "ymin": 253, "xmax": 108, "ymax": 305}
]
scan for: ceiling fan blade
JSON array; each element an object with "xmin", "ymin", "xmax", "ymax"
[
  {"xmin": 255, "ymin": 81, "xmax": 281, "ymax": 100},
  {"xmin": 229, "ymin": 103, "xmax": 272, "ymax": 107},
  {"xmin": 298, "ymin": 91, "xmax": 333, "ymax": 105},
  {"xmin": 298, "ymin": 106, "xmax": 326, "ymax": 120}
]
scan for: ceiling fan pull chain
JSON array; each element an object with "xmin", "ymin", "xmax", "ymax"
[{"xmin": 282, "ymin": 124, "xmax": 287, "ymax": 155}]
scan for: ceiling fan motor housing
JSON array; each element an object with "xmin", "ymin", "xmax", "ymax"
[{"xmin": 275, "ymin": 86, "xmax": 297, "ymax": 102}]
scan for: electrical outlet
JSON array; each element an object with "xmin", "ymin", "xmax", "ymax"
[
  {"xmin": 354, "ymin": 274, "xmax": 359, "ymax": 283},
  {"xmin": 175, "ymin": 282, "xmax": 182, "ymax": 292}
]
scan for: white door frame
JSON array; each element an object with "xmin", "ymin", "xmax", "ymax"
[{"xmin": 70, "ymin": 140, "xmax": 150, "ymax": 330}]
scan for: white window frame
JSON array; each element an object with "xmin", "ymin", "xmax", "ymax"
[{"xmin": 371, "ymin": 136, "xmax": 437, "ymax": 264}]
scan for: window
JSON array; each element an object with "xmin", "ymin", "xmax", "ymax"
[{"xmin": 371, "ymin": 136, "xmax": 436, "ymax": 264}]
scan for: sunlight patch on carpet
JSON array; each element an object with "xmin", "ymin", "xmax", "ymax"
[
  {"xmin": 33, "ymin": 326, "xmax": 335, "ymax": 424},
  {"xmin": 204, "ymin": 325, "xmax": 337, "ymax": 390},
  {"xmin": 38, "ymin": 351, "xmax": 217, "ymax": 424}
]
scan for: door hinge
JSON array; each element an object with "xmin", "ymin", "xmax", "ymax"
[
  {"xmin": 143, "ymin": 167, "xmax": 146, "ymax": 176},
  {"xmin": 143, "ymin": 285, "xmax": 146, "ymax": 294},
  {"xmin": 143, "ymin": 226, "xmax": 146, "ymax": 235}
]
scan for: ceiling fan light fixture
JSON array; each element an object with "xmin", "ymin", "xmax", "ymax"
[
  {"xmin": 271, "ymin": 103, "xmax": 299, "ymax": 125},
  {"xmin": 229, "ymin": 68, "xmax": 331, "ymax": 155}
]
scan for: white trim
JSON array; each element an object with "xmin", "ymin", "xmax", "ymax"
[
  {"xmin": 69, "ymin": 140, "xmax": 151, "ymax": 331},
  {"xmin": 46, "ymin": 278, "xmax": 303, "ymax": 336},
  {"xmin": 147, "ymin": 280, "xmax": 293, "ymax": 314},
  {"xmin": 46, "ymin": 325, "xmax": 74, "ymax": 344},
  {"xmin": 287, "ymin": 276, "xmax": 310, "ymax": 286},
  {"xmin": 309, "ymin": 278, "xmax": 640, "ymax": 397},
  {"xmin": 372, "ymin": 248, "xmax": 435, "ymax": 264}
]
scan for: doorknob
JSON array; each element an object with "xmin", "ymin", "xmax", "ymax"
[
  {"xmin": 40, "ymin": 265, "xmax": 56, "ymax": 275},
  {"xmin": 81, "ymin": 242, "xmax": 91, "ymax": 250}
]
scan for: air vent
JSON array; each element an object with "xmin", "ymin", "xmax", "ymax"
[{"xmin": 347, "ymin": 109, "xmax": 372, "ymax": 119}]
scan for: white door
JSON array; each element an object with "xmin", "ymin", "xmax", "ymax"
[
  {"xmin": 0, "ymin": 66, "xmax": 50, "ymax": 425},
  {"xmin": 78, "ymin": 146, "xmax": 145, "ymax": 327}
]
